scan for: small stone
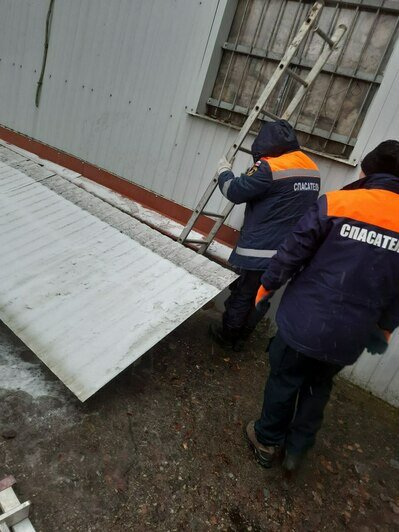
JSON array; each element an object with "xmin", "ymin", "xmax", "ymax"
[
  {"xmin": 2, "ymin": 429, "xmax": 17, "ymax": 440},
  {"xmin": 341, "ymin": 510, "xmax": 351, "ymax": 524},
  {"xmin": 354, "ymin": 462, "xmax": 369, "ymax": 477},
  {"xmin": 390, "ymin": 502, "xmax": 399, "ymax": 514},
  {"xmin": 312, "ymin": 491, "xmax": 323, "ymax": 506},
  {"xmin": 209, "ymin": 515, "xmax": 218, "ymax": 525},
  {"xmin": 390, "ymin": 459, "xmax": 399, "ymax": 470}
]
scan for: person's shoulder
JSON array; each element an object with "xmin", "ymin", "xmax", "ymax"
[
  {"xmin": 297, "ymin": 150, "xmax": 319, "ymax": 172},
  {"xmin": 245, "ymin": 159, "xmax": 270, "ymax": 177}
]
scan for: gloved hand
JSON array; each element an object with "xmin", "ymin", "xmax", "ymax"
[
  {"xmin": 366, "ymin": 326, "xmax": 391, "ymax": 355},
  {"xmin": 255, "ymin": 285, "xmax": 273, "ymax": 312},
  {"xmin": 217, "ymin": 156, "xmax": 232, "ymax": 176}
]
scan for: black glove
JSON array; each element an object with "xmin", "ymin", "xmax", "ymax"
[{"xmin": 366, "ymin": 326, "xmax": 391, "ymax": 355}]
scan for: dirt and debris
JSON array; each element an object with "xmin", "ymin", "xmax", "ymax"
[{"xmin": 0, "ymin": 308, "xmax": 398, "ymax": 531}]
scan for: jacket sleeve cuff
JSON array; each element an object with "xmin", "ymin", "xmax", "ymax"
[
  {"xmin": 218, "ymin": 169, "xmax": 234, "ymax": 183},
  {"xmin": 260, "ymin": 277, "xmax": 274, "ymax": 291},
  {"xmin": 218, "ymin": 171, "xmax": 235, "ymax": 199}
]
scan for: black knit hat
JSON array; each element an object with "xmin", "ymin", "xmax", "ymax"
[{"xmin": 361, "ymin": 140, "xmax": 399, "ymax": 177}]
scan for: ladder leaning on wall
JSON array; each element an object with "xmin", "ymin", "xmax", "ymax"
[{"xmin": 177, "ymin": 1, "xmax": 347, "ymax": 255}]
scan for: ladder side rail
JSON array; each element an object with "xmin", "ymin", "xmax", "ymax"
[
  {"xmin": 177, "ymin": 178, "xmax": 219, "ymax": 243},
  {"xmin": 282, "ymin": 24, "xmax": 347, "ymax": 120},
  {"xmin": 198, "ymin": 202, "xmax": 235, "ymax": 254}
]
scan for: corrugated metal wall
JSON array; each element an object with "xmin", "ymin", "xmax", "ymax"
[
  {"xmin": 0, "ymin": 0, "xmax": 398, "ymax": 406},
  {"xmin": 0, "ymin": 0, "xmax": 247, "ymax": 226}
]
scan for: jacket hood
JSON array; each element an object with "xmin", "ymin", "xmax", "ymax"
[
  {"xmin": 342, "ymin": 173, "xmax": 399, "ymax": 195},
  {"xmin": 251, "ymin": 119, "xmax": 300, "ymax": 161}
]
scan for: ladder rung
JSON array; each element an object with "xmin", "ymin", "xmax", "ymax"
[
  {"xmin": 184, "ymin": 238, "xmax": 210, "ymax": 245},
  {"xmin": 314, "ymin": 27, "xmax": 335, "ymax": 48},
  {"xmin": 286, "ymin": 68, "xmax": 308, "ymax": 87},
  {"xmin": 262, "ymin": 109, "xmax": 279, "ymax": 121},
  {"xmin": 201, "ymin": 211, "xmax": 225, "ymax": 218},
  {"xmin": 237, "ymin": 146, "xmax": 252, "ymax": 155}
]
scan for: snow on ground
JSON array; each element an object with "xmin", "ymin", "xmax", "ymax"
[{"xmin": 0, "ymin": 322, "xmax": 65, "ymax": 400}]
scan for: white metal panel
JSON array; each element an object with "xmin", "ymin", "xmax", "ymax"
[
  {"xmin": 343, "ymin": 332, "xmax": 399, "ymax": 407},
  {"xmin": 0, "ymin": 158, "xmax": 236, "ymax": 401}
]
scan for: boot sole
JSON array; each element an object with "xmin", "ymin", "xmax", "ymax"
[{"xmin": 243, "ymin": 426, "xmax": 274, "ymax": 469}]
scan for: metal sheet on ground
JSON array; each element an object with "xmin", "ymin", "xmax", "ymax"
[{"xmin": 0, "ymin": 161, "xmax": 236, "ymax": 401}]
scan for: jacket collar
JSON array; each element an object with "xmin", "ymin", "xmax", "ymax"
[{"xmin": 343, "ymin": 173, "xmax": 399, "ymax": 195}]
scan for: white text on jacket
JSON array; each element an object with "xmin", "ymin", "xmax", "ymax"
[{"xmin": 340, "ymin": 223, "xmax": 399, "ymax": 252}]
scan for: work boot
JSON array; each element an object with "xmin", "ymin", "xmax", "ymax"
[
  {"xmin": 245, "ymin": 421, "xmax": 280, "ymax": 469},
  {"xmin": 209, "ymin": 322, "xmax": 242, "ymax": 351},
  {"xmin": 282, "ymin": 450, "xmax": 307, "ymax": 474}
]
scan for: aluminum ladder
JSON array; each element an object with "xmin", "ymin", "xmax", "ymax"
[{"xmin": 178, "ymin": 1, "xmax": 347, "ymax": 254}]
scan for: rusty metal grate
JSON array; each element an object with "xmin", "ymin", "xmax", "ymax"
[{"xmin": 207, "ymin": 0, "xmax": 399, "ymax": 159}]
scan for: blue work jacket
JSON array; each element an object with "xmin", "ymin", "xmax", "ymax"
[
  {"xmin": 262, "ymin": 173, "xmax": 399, "ymax": 366},
  {"xmin": 218, "ymin": 121, "xmax": 320, "ymax": 270}
]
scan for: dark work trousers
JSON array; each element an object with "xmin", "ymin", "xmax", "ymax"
[
  {"xmin": 223, "ymin": 269, "xmax": 268, "ymax": 331},
  {"xmin": 255, "ymin": 332, "xmax": 343, "ymax": 454}
]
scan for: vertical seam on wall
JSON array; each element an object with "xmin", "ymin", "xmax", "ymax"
[{"xmin": 199, "ymin": 0, "xmax": 221, "ymax": 71}]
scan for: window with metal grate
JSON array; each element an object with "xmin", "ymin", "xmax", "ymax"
[{"xmin": 206, "ymin": 0, "xmax": 399, "ymax": 160}]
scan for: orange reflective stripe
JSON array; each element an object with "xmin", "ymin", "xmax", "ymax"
[
  {"xmin": 261, "ymin": 151, "xmax": 319, "ymax": 172},
  {"xmin": 327, "ymin": 189, "xmax": 399, "ymax": 233}
]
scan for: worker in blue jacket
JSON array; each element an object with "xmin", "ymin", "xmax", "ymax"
[
  {"xmin": 210, "ymin": 120, "xmax": 320, "ymax": 350},
  {"xmin": 246, "ymin": 140, "xmax": 399, "ymax": 473}
]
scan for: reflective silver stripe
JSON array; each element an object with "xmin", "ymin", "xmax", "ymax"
[
  {"xmin": 272, "ymin": 168, "xmax": 320, "ymax": 180},
  {"xmin": 222, "ymin": 179, "xmax": 232, "ymax": 197},
  {"xmin": 235, "ymin": 247, "xmax": 277, "ymax": 258}
]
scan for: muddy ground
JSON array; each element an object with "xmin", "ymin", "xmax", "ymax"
[{"xmin": 1, "ymin": 308, "xmax": 398, "ymax": 532}]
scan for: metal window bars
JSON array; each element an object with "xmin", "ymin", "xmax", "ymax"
[
  {"xmin": 178, "ymin": 1, "xmax": 347, "ymax": 253},
  {"xmin": 207, "ymin": 0, "xmax": 399, "ymax": 159}
]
